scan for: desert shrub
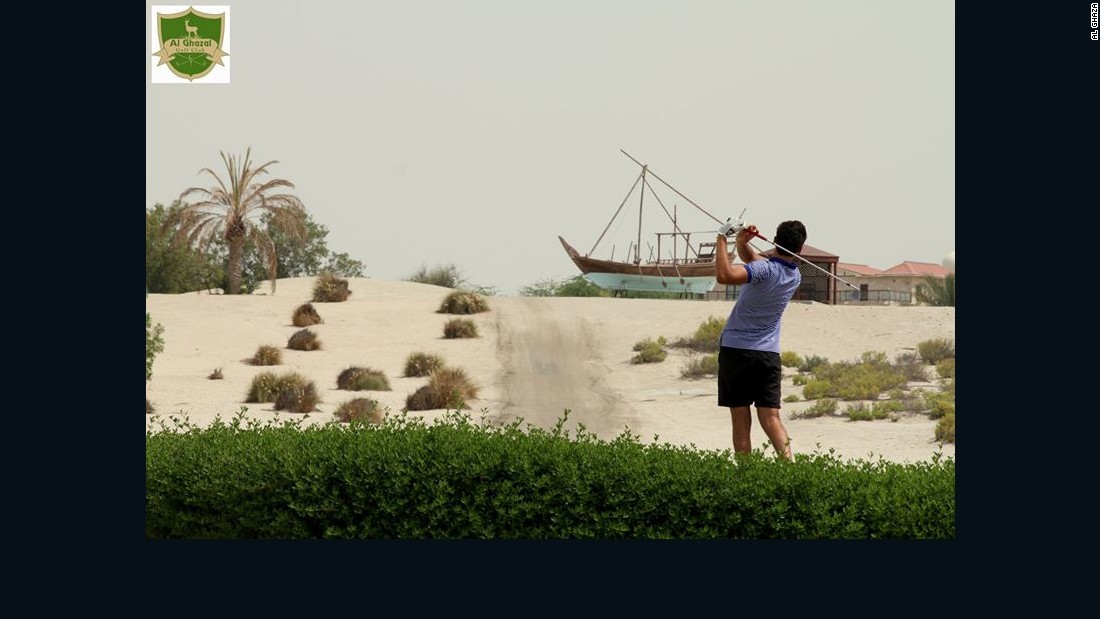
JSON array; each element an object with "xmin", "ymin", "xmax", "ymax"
[
  {"xmin": 334, "ymin": 398, "xmax": 383, "ymax": 424},
  {"xmin": 783, "ymin": 394, "xmax": 799, "ymax": 403},
  {"xmin": 405, "ymin": 386, "xmax": 437, "ymax": 411},
  {"xmin": 872, "ymin": 400, "xmax": 905, "ymax": 415},
  {"xmin": 146, "ymin": 313, "xmax": 165, "ymax": 381},
  {"xmin": 780, "ymin": 351, "xmax": 803, "ymax": 368},
  {"xmin": 935, "ymin": 412, "xmax": 955, "ymax": 443},
  {"xmin": 312, "ymin": 272, "xmax": 350, "ymax": 302},
  {"xmin": 793, "ymin": 398, "xmax": 837, "ymax": 419},
  {"xmin": 146, "ymin": 399, "xmax": 155, "ymax": 415},
  {"xmin": 848, "ymin": 400, "xmax": 898, "ymax": 421},
  {"xmin": 288, "ymin": 329, "xmax": 322, "ymax": 351},
  {"xmin": 246, "ymin": 371, "xmax": 312, "ymax": 404},
  {"xmin": 917, "ymin": 338, "xmax": 955, "ymax": 364},
  {"xmin": 406, "ymin": 367, "xmax": 480, "ymax": 411},
  {"xmin": 861, "ymin": 351, "xmax": 889, "ymax": 366},
  {"xmin": 336, "ymin": 366, "xmax": 391, "ymax": 391},
  {"xmin": 798, "ymin": 355, "xmax": 829, "ymax": 373},
  {"xmin": 292, "ymin": 303, "xmax": 323, "ymax": 327},
  {"xmin": 252, "ymin": 345, "xmax": 283, "ymax": 365},
  {"xmin": 893, "ymin": 352, "xmax": 928, "ymax": 382},
  {"xmin": 926, "ymin": 392, "xmax": 955, "ymax": 419},
  {"xmin": 246, "ymin": 372, "xmax": 282, "ymax": 402},
  {"xmin": 836, "ymin": 372, "xmax": 905, "ymax": 400},
  {"xmin": 673, "ymin": 316, "xmax": 725, "ymax": 353},
  {"xmin": 404, "ymin": 352, "xmax": 445, "ymax": 377},
  {"xmin": 811, "ymin": 357, "xmax": 908, "ymax": 401},
  {"xmin": 430, "ymin": 367, "xmax": 480, "ymax": 407},
  {"xmin": 846, "ymin": 402, "xmax": 874, "ymax": 421},
  {"xmin": 443, "ymin": 318, "xmax": 478, "ymax": 339},
  {"xmin": 208, "ymin": 368, "xmax": 224, "ymax": 380},
  {"xmin": 407, "ymin": 263, "xmax": 464, "ymax": 288},
  {"xmin": 274, "ymin": 381, "xmax": 320, "ymax": 413},
  {"xmin": 888, "ymin": 388, "xmax": 926, "ymax": 413},
  {"xmin": 438, "ymin": 290, "xmax": 490, "ymax": 314},
  {"xmin": 681, "ymin": 353, "xmax": 719, "ymax": 379},
  {"xmin": 936, "ymin": 358, "xmax": 956, "ymax": 380},
  {"xmin": 631, "ymin": 338, "xmax": 667, "ymax": 364},
  {"xmin": 801, "ymin": 380, "xmax": 832, "ymax": 400},
  {"xmin": 791, "ymin": 374, "xmax": 809, "ymax": 386}
]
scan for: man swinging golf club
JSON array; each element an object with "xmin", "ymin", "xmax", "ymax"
[{"xmin": 714, "ymin": 219, "xmax": 807, "ymax": 460}]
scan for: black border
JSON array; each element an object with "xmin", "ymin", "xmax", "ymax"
[{"xmin": 83, "ymin": 0, "xmax": 1100, "ymax": 588}]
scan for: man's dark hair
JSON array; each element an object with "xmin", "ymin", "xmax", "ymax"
[{"xmin": 774, "ymin": 220, "xmax": 807, "ymax": 257}]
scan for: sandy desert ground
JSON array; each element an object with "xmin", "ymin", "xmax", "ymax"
[{"xmin": 146, "ymin": 277, "xmax": 955, "ymax": 463}]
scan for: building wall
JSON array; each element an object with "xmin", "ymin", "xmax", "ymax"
[
  {"xmin": 710, "ymin": 260, "xmax": 837, "ymax": 304},
  {"xmin": 836, "ymin": 275, "xmax": 943, "ymax": 305}
]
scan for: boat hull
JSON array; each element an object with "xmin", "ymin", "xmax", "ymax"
[
  {"xmin": 558, "ymin": 236, "xmax": 722, "ymax": 293},
  {"xmin": 583, "ymin": 272, "xmax": 716, "ymax": 293}
]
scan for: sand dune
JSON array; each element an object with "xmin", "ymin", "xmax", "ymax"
[{"xmin": 146, "ymin": 277, "xmax": 955, "ymax": 463}]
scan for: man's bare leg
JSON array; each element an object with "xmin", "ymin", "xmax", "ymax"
[
  {"xmin": 729, "ymin": 407, "xmax": 753, "ymax": 454},
  {"xmin": 757, "ymin": 407, "xmax": 792, "ymax": 460}
]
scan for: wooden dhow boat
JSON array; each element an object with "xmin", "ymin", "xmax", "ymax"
[{"xmin": 558, "ymin": 150, "xmax": 735, "ymax": 294}]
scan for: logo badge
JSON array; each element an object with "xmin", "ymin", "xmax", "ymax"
[{"xmin": 151, "ymin": 6, "xmax": 230, "ymax": 83}]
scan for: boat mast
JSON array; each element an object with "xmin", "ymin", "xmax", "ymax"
[
  {"xmin": 673, "ymin": 204, "xmax": 677, "ymax": 263},
  {"xmin": 636, "ymin": 166, "xmax": 647, "ymax": 264}
]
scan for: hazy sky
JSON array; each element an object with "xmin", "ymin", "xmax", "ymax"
[{"xmin": 147, "ymin": 0, "xmax": 954, "ymax": 295}]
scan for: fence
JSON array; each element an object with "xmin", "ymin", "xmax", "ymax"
[{"xmin": 835, "ymin": 288, "xmax": 912, "ymax": 304}]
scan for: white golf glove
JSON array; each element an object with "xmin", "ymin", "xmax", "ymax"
[{"xmin": 718, "ymin": 219, "xmax": 744, "ymax": 237}]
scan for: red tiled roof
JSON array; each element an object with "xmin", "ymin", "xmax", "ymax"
[
  {"xmin": 837, "ymin": 262, "xmax": 882, "ymax": 276},
  {"xmin": 762, "ymin": 243, "xmax": 838, "ymax": 261},
  {"xmin": 881, "ymin": 261, "xmax": 951, "ymax": 277}
]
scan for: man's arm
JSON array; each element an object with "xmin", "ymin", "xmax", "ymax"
[
  {"xmin": 735, "ymin": 225, "xmax": 764, "ymax": 264},
  {"xmin": 715, "ymin": 235, "xmax": 750, "ymax": 285}
]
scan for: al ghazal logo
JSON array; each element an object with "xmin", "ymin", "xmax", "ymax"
[{"xmin": 151, "ymin": 6, "xmax": 230, "ymax": 83}]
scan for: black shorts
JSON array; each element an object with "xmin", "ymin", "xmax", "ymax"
[{"xmin": 717, "ymin": 346, "xmax": 783, "ymax": 409}]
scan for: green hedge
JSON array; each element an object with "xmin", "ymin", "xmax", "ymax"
[{"xmin": 146, "ymin": 412, "xmax": 954, "ymax": 539}]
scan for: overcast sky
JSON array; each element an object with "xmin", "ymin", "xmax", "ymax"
[{"xmin": 147, "ymin": 0, "xmax": 954, "ymax": 295}]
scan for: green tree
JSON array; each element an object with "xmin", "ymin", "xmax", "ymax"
[
  {"xmin": 269, "ymin": 211, "xmax": 329, "ymax": 277},
  {"xmin": 267, "ymin": 212, "xmax": 364, "ymax": 278},
  {"xmin": 519, "ymin": 275, "xmax": 610, "ymax": 297},
  {"xmin": 146, "ymin": 202, "xmax": 224, "ymax": 293},
  {"xmin": 520, "ymin": 275, "xmax": 699, "ymax": 299},
  {"xmin": 519, "ymin": 277, "xmax": 561, "ymax": 297},
  {"xmin": 553, "ymin": 275, "xmax": 611, "ymax": 297},
  {"xmin": 146, "ymin": 313, "xmax": 165, "ymax": 381},
  {"xmin": 236, "ymin": 211, "xmax": 365, "ymax": 292},
  {"xmin": 151, "ymin": 202, "xmax": 364, "ymax": 295},
  {"xmin": 916, "ymin": 274, "xmax": 955, "ymax": 307},
  {"xmin": 323, "ymin": 252, "xmax": 366, "ymax": 278},
  {"xmin": 166, "ymin": 148, "xmax": 307, "ymax": 294}
]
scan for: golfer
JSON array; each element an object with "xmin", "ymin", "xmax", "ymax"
[{"xmin": 713, "ymin": 220, "xmax": 807, "ymax": 460}]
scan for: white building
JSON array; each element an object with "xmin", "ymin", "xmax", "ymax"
[{"xmin": 836, "ymin": 261, "xmax": 952, "ymax": 305}]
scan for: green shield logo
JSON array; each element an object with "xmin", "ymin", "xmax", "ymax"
[{"xmin": 153, "ymin": 7, "xmax": 229, "ymax": 81}]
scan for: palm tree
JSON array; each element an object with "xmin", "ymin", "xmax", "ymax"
[
  {"xmin": 166, "ymin": 148, "xmax": 307, "ymax": 294},
  {"xmin": 916, "ymin": 274, "xmax": 955, "ymax": 307}
]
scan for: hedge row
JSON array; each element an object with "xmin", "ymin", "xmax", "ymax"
[{"xmin": 146, "ymin": 413, "xmax": 954, "ymax": 539}]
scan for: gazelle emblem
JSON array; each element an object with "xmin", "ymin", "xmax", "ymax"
[{"xmin": 184, "ymin": 18, "xmax": 199, "ymax": 38}]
